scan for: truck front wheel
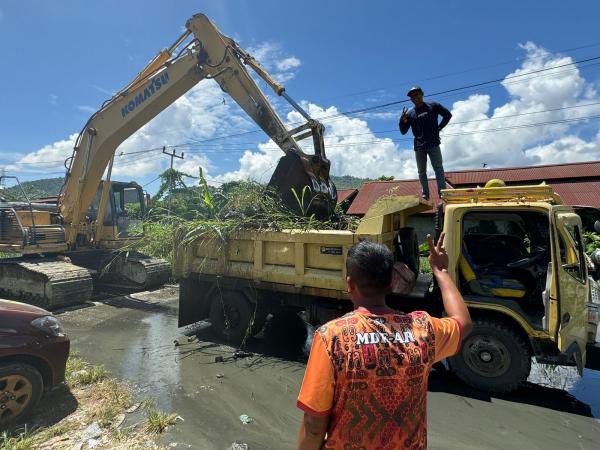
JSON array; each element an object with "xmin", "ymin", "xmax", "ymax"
[{"xmin": 449, "ymin": 319, "xmax": 531, "ymax": 393}]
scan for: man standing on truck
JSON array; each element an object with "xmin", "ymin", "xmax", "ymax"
[
  {"xmin": 296, "ymin": 234, "xmax": 472, "ymax": 449},
  {"xmin": 399, "ymin": 86, "xmax": 452, "ymax": 200}
]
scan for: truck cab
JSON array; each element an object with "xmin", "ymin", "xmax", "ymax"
[{"xmin": 440, "ymin": 183, "xmax": 600, "ymax": 392}]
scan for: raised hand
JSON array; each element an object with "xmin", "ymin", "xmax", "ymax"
[
  {"xmin": 427, "ymin": 232, "xmax": 448, "ymax": 274},
  {"xmin": 400, "ymin": 107, "xmax": 409, "ymax": 123}
]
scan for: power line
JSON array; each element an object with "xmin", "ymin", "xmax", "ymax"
[
  {"xmin": 321, "ymin": 42, "xmax": 600, "ymax": 102},
  {"xmin": 6, "ymin": 52, "xmax": 600, "ymax": 170}
]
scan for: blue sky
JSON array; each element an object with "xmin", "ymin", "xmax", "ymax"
[{"xmin": 2, "ymin": 0, "xmax": 600, "ymax": 192}]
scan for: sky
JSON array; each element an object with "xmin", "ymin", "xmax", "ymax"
[{"xmin": 1, "ymin": 0, "xmax": 600, "ymax": 193}]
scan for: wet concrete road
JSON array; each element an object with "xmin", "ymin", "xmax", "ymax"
[{"xmin": 56, "ymin": 287, "xmax": 600, "ymax": 450}]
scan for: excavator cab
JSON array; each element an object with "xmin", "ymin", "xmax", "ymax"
[{"xmin": 88, "ymin": 181, "xmax": 146, "ymax": 239}]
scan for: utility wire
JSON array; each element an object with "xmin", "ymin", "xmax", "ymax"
[{"xmin": 7, "ymin": 53, "xmax": 600, "ymax": 170}]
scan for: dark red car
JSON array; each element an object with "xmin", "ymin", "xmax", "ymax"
[{"xmin": 0, "ymin": 300, "xmax": 70, "ymax": 424}]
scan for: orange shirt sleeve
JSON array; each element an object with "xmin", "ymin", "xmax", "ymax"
[
  {"xmin": 429, "ymin": 316, "xmax": 462, "ymax": 362},
  {"xmin": 297, "ymin": 330, "xmax": 335, "ymax": 416}
]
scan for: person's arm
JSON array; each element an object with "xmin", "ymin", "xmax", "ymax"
[
  {"xmin": 427, "ymin": 232, "xmax": 472, "ymax": 336},
  {"xmin": 298, "ymin": 414, "xmax": 330, "ymax": 450},
  {"xmin": 435, "ymin": 103, "xmax": 452, "ymax": 131},
  {"xmin": 296, "ymin": 331, "xmax": 335, "ymax": 449},
  {"xmin": 399, "ymin": 107, "xmax": 411, "ymax": 135}
]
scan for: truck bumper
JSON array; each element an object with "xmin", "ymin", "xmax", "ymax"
[{"xmin": 585, "ymin": 342, "xmax": 600, "ymax": 371}]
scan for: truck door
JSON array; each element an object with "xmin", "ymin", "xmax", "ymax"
[{"xmin": 550, "ymin": 208, "xmax": 589, "ymax": 372}]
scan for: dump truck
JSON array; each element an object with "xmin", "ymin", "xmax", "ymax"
[
  {"xmin": 0, "ymin": 13, "xmax": 336, "ymax": 309},
  {"xmin": 175, "ymin": 183, "xmax": 600, "ymax": 393}
]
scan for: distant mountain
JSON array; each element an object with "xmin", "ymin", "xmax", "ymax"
[
  {"xmin": 0, "ymin": 177, "xmax": 64, "ymax": 201},
  {"xmin": 331, "ymin": 175, "xmax": 370, "ymax": 190}
]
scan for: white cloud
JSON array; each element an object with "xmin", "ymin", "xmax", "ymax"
[
  {"xmin": 276, "ymin": 57, "xmax": 301, "ymax": 71},
  {"xmin": 49, "ymin": 94, "xmax": 58, "ymax": 106},
  {"xmin": 215, "ymin": 42, "xmax": 600, "ymax": 183},
  {"xmin": 247, "ymin": 42, "xmax": 302, "ymax": 83},
  {"xmin": 5, "ymin": 134, "xmax": 77, "ymax": 174},
  {"xmin": 11, "ymin": 41, "xmax": 600, "ymax": 188},
  {"xmin": 77, "ymin": 105, "xmax": 97, "ymax": 113},
  {"xmin": 439, "ymin": 42, "xmax": 600, "ymax": 171},
  {"xmin": 215, "ymin": 103, "xmax": 416, "ymax": 183}
]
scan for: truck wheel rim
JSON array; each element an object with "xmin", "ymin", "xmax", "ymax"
[
  {"xmin": 0, "ymin": 374, "xmax": 33, "ymax": 422},
  {"xmin": 463, "ymin": 335, "xmax": 511, "ymax": 378}
]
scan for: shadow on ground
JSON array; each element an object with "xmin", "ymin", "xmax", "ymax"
[
  {"xmin": 428, "ymin": 366, "xmax": 594, "ymax": 418},
  {"xmin": 190, "ymin": 313, "xmax": 597, "ymax": 422},
  {"xmin": 4, "ymin": 385, "xmax": 78, "ymax": 435}
]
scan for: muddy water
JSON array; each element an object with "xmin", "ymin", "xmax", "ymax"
[{"xmin": 57, "ymin": 288, "xmax": 600, "ymax": 450}]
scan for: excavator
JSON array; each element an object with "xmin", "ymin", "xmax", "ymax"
[{"xmin": 0, "ymin": 13, "xmax": 337, "ymax": 310}]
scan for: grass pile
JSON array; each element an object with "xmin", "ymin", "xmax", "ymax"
[
  {"xmin": 176, "ymin": 182, "xmax": 359, "ymax": 245},
  {"xmin": 135, "ymin": 181, "xmax": 359, "ymax": 262}
]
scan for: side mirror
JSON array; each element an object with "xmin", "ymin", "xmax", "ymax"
[{"xmin": 594, "ymin": 220, "xmax": 600, "ymax": 234}]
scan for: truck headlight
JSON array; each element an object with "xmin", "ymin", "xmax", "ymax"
[{"xmin": 31, "ymin": 316, "xmax": 65, "ymax": 337}]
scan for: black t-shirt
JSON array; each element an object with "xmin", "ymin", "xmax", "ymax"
[{"xmin": 399, "ymin": 101, "xmax": 452, "ymax": 151}]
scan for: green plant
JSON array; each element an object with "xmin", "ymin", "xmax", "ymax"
[
  {"xmin": 68, "ymin": 364, "xmax": 110, "ymax": 386},
  {"xmin": 144, "ymin": 408, "xmax": 178, "ymax": 433},
  {"xmin": 584, "ymin": 232, "xmax": 600, "ymax": 255},
  {"xmin": 0, "ymin": 430, "xmax": 37, "ymax": 450}
]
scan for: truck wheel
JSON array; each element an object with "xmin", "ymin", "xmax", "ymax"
[
  {"xmin": 399, "ymin": 227, "xmax": 420, "ymax": 274},
  {"xmin": 0, "ymin": 363, "xmax": 43, "ymax": 424},
  {"xmin": 449, "ymin": 319, "xmax": 531, "ymax": 393},
  {"xmin": 209, "ymin": 290, "xmax": 255, "ymax": 345}
]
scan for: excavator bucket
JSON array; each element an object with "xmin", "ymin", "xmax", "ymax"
[{"xmin": 268, "ymin": 152, "xmax": 337, "ymax": 220}]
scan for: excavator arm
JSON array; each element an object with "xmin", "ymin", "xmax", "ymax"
[{"xmin": 61, "ymin": 13, "xmax": 336, "ymax": 246}]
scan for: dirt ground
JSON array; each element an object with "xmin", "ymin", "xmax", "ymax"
[{"xmin": 45, "ymin": 286, "xmax": 600, "ymax": 450}]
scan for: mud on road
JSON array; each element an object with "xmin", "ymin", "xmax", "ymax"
[{"xmin": 54, "ymin": 286, "xmax": 600, "ymax": 450}]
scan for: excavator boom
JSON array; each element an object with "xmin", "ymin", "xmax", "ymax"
[
  {"xmin": 0, "ymin": 13, "xmax": 337, "ymax": 309},
  {"xmin": 61, "ymin": 13, "xmax": 336, "ymax": 246}
]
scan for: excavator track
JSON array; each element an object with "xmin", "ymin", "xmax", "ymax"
[
  {"xmin": 69, "ymin": 250, "xmax": 170, "ymax": 290},
  {"xmin": 0, "ymin": 258, "xmax": 93, "ymax": 310}
]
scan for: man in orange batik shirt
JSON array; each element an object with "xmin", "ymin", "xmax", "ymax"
[{"xmin": 296, "ymin": 233, "xmax": 472, "ymax": 449}]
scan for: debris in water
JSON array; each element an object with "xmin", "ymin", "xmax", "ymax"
[
  {"xmin": 228, "ymin": 442, "xmax": 249, "ymax": 450},
  {"xmin": 239, "ymin": 414, "xmax": 254, "ymax": 425},
  {"xmin": 216, "ymin": 373, "xmax": 224, "ymax": 379}
]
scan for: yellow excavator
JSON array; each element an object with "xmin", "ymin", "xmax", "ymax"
[{"xmin": 0, "ymin": 13, "xmax": 337, "ymax": 309}]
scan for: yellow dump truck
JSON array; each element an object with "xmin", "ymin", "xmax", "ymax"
[{"xmin": 174, "ymin": 183, "xmax": 600, "ymax": 393}]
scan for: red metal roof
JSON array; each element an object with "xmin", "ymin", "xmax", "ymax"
[
  {"xmin": 550, "ymin": 180, "xmax": 600, "ymax": 208},
  {"xmin": 446, "ymin": 160, "xmax": 600, "ymax": 186},
  {"xmin": 346, "ymin": 179, "xmax": 448, "ymax": 215},
  {"xmin": 337, "ymin": 189, "xmax": 358, "ymax": 204}
]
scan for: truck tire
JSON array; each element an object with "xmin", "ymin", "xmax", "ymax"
[
  {"xmin": 209, "ymin": 290, "xmax": 256, "ymax": 345},
  {"xmin": 449, "ymin": 318, "xmax": 531, "ymax": 393},
  {"xmin": 0, "ymin": 363, "xmax": 43, "ymax": 424},
  {"xmin": 398, "ymin": 227, "xmax": 419, "ymax": 274}
]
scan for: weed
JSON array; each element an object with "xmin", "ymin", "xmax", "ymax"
[
  {"xmin": 0, "ymin": 430, "xmax": 36, "ymax": 450},
  {"xmin": 97, "ymin": 378, "xmax": 132, "ymax": 409},
  {"xmin": 69, "ymin": 364, "xmax": 110, "ymax": 386},
  {"xmin": 144, "ymin": 407, "xmax": 178, "ymax": 434},
  {"xmin": 419, "ymin": 256, "xmax": 432, "ymax": 274},
  {"xmin": 95, "ymin": 404, "xmax": 120, "ymax": 428}
]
